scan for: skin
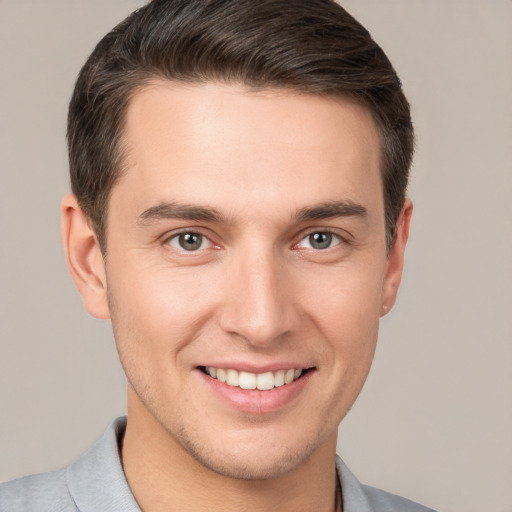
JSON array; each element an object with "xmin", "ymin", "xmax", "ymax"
[{"xmin": 62, "ymin": 82, "xmax": 412, "ymax": 512}]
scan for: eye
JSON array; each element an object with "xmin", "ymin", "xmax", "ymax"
[
  {"xmin": 167, "ymin": 232, "xmax": 211, "ymax": 251},
  {"xmin": 297, "ymin": 231, "xmax": 341, "ymax": 250}
]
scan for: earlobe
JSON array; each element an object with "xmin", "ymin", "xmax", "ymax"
[
  {"xmin": 61, "ymin": 194, "xmax": 110, "ymax": 319},
  {"xmin": 380, "ymin": 199, "xmax": 413, "ymax": 317}
]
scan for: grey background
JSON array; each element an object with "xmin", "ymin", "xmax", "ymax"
[{"xmin": 0, "ymin": 2, "xmax": 511, "ymax": 511}]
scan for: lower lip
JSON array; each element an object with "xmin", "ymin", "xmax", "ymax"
[{"xmin": 197, "ymin": 369, "xmax": 313, "ymax": 414}]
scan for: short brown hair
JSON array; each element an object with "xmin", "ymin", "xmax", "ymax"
[{"xmin": 68, "ymin": 0, "xmax": 414, "ymax": 252}]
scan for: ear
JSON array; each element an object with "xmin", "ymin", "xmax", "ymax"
[
  {"xmin": 61, "ymin": 194, "xmax": 110, "ymax": 319},
  {"xmin": 380, "ymin": 199, "xmax": 413, "ymax": 317}
]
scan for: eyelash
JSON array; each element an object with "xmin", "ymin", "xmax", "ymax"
[
  {"xmin": 295, "ymin": 231, "xmax": 343, "ymax": 251},
  {"xmin": 164, "ymin": 230, "xmax": 214, "ymax": 252},
  {"xmin": 163, "ymin": 229, "xmax": 347, "ymax": 254}
]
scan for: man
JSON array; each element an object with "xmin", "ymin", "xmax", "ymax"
[{"xmin": 0, "ymin": 1, "xmax": 436, "ymax": 510}]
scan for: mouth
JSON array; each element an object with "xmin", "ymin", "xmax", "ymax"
[{"xmin": 199, "ymin": 366, "xmax": 310, "ymax": 391}]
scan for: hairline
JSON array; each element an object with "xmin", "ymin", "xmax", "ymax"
[{"xmin": 95, "ymin": 76, "xmax": 392, "ymax": 255}]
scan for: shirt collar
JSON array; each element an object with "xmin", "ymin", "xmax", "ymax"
[
  {"xmin": 66, "ymin": 416, "xmax": 373, "ymax": 512},
  {"xmin": 66, "ymin": 416, "xmax": 140, "ymax": 512},
  {"xmin": 336, "ymin": 456, "xmax": 373, "ymax": 512}
]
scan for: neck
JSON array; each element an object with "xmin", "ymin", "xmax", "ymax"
[{"xmin": 121, "ymin": 398, "xmax": 339, "ymax": 512}]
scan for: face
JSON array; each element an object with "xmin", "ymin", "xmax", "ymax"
[{"xmin": 67, "ymin": 82, "xmax": 410, "ymax": 480}]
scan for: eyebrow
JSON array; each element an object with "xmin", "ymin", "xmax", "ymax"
[
  {"xmin": 137, "ymin": 202, "xmax": 226, "ymax": 225},
  {"xmin": 295, "ymin": 201, "xmax": 368, "ymax": 222},
  {"xmin": 137, "ymin": 199, "xmax": 367, "ymax": 226}
]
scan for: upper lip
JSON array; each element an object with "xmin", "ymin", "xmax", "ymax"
[{"xmin": 198, "ymin": 362, "xmax": 314, "ymax": 373}]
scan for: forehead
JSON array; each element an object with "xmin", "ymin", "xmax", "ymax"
[{"xmin": 114, "ymin": 81, "xmax": 383, "ymax": 222}]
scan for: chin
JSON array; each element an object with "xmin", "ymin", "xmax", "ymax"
[
  {"xmin": 173, "ymin": 425, "xmax": 322, "ymax": 480},
  {"xmin": 191, "ymin": 444, "xmax": 316, "ymax": 480}
]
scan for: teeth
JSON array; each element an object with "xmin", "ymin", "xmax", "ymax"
[
  {"xmin": 257, "ymin": 372, "xmax": 274, "ymax": 391},
  {"xmin": 226, "ymin": 369, "xmax": 239, "ymax": 386},
  {"xmin": 274, "ymin": 370, "xmax": 285, "ymax": 387},
  {"xmin": 284, "ymin": 369, "xmax": 295, "ymax": 384},
  {"xmin": 239, "ymin": 371, "xmax": 256, "ymax": 390},
  {"xmin": 205, "ymin": 367, "xmax": 304, "ymax": 390}
]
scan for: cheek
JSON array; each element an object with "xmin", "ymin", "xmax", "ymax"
[
  {"xmin": 107, "ymin": 263, "xmax": 218, "ymax": 361},
  {"xmin": 304, "ymin": 260, "xmax": 383, "ymax": 375},
  {"xmin": 305, "ymin": 257, "xmax": 384, "ymax": 330}
]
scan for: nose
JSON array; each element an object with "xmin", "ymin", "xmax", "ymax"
[{"xmin": 218, "ymin": 246, "xmax": 299, "ymax": 348}]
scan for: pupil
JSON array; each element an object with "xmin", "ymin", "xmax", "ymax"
[
  {"xmin": 310, "ymin": 232, "xmax": 331, "ymax": 249},
  {"xmin": 180, "ymin": 233, "xmax": 202, "ymax": 250}
]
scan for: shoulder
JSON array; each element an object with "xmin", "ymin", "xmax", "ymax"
[
  {"xmin": 336, "ymin": 456, "xmax": 437, "ymax": 512},
  {"xmin": 361, "ymin": 484, "xmax": 437, "ymax": 512},
  {"xmin": 0, "ymin": 469, "xmax": 78, "ymax": 512},
  {"xmin": 0, "ymin": 417, "xmax": 139, "ymax": 512}
]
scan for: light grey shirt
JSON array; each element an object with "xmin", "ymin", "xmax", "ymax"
[{"xmin": 0, "ymin": 417, "xmax": 437, "ymax": 511}]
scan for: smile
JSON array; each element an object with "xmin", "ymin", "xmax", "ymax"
[{"xmin": 202, "ymin": 367, "xmax": 304, "ymax": 391}]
